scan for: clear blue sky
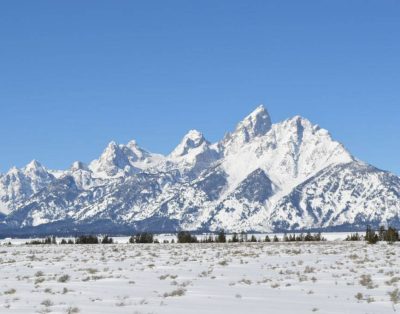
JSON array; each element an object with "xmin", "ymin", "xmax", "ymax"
[{"xmin": 0, "ymin": 1, "xmax": 399, "ymax": 174}]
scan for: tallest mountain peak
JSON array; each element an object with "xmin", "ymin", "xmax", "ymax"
[
  {"xmin": 239, "ymin": 104, "xmax": 272, "ymax": 135},
  {"xmin": 249, "ymin": 104, "xmax": 268, "ymax": 116},
  {"xmin": 222, "ymin": 105, "xmax": 272, "ymax": 149}
]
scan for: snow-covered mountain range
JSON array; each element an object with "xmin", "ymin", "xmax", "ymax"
[{"xmin": 1, "ymin": 105, "xmax": 399, "ymax": 236}]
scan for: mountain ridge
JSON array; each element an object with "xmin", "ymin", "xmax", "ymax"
[{"xmin": 1, "ymin": 105, "xmax": 399, "ymax": 236}]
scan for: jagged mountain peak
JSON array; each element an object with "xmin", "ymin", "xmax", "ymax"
[
  {"xmin": 6, "ymin": 166, "xmax": 22, "ymax": 176},
  {"xmin": 126, "ymin": 139, "xmax": 141, "ymax": 151},
  {"xmin": 105, "ymin": 140, "xmax": 120, "ymax": 152},
  {"xmin": 282, "ymin": 115, "xmax": 321, "ymax": 133},
  {"xmin": 6, "ymin": 159, "xmax": 65, "ymax": 179},
  {"xmin": 100, "ymin": 141, "xmax": 128, "ymax": 162},
  {"xmin": 279, "ymin": 116, "xmax": 352, "ymax": 161},
  {"xmin": 89, "ymin": 139, "xmax": 165, "ymax": 178},
  {"xmin": 219, "ymin": 112, "xmax": 354, "ymax": 197},
  {"xmin": 25, "ymin": 159, "xmax": 42, "ymax": 170},
  {"xmin": 222, "ymin": 105, "xmax": 272, "ymax": 152},
  {"xmin": 169, "ymin": 129, "xmax": 208, "ymax": 158},
  {"xmin": 125, "ymin": 140, "xmax": 152, "ymax": 161},
  {"xmin": 23, "ymin": 160, "xmax": 48, "ymax": 175},
  {"xmin": 23, "ymin": 160, "xmax": 53, "ymax": 181},
  {"xmin": 89, "ymin": 141, "xmax": 134, "ymax": 178},
  {"xmin": 236, "ymin": 104, "xmax": 271, "ymax": 137}
]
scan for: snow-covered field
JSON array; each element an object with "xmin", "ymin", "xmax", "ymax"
[{"xmin": 1, "ymin": 241, "xmax": 399, "ymax": 313}]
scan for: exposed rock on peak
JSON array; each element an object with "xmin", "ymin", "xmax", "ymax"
[
  {"xmin": 222, "ymin": 105, "xmax": 272, "ymax": 154},
  {"xmin": 169, "ymin": 130, "xmax": 207, "ymax": 158}
]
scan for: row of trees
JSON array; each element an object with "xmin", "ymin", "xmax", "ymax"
[
  {"xmin": 345, "ymin": 225, "xmax": 399, "ymax": 244},
  {"xmin": 26, "ymin": 235, "xmax": 114, "ymax": 245},
  {"xmin": 366, "ymin": 225, "xmax": 399, "ymax": 244},
  {"xmin": 130, "ymin": 230, "xmax": 325, "ymax": 244},
  {"xmin": 26, "ymin": 236, "xmax": 57, "ymax": 245},
  {"xmin": 25, "ymin": 230, "xmax": 329, "ymax": 245},
  {"xmin": 129, "ymin": 232, "xmax": 154, "ymax": 243},
  {"xmin": 282, "ymin": 232, "xmax": 325, "ymax": 242},
  {"xmin": 33, "ymin": 228, "xmax": 400, "ymax": 245}
]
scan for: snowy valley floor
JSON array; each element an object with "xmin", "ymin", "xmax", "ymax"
[{"xmin": 1, "ymin": 241, "xmax": 399, "ymax": 313}]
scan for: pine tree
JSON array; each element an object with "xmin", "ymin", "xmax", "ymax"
[
  {"xmin": 75, "ymin": 235, "xmax": 99, "ymax": 244},
  {"xmin": 231, "ymin": 233, "xmax": 239, "ymax": 243},
  {"xmin": 385, "ymin": 227, "xmax": 399, "ymax": 244},
  {"xmin": 345, "ymin": 233, "xmax": 361, "ymax": 241},
  {"xmin": 304, "ymin": 232, "xmax": 313, "ymax": 241},
  {"xmin": 216, "ymin": 230, "xmax": 226, "ymax": 243},
  {"xmin": 177, "ymin": 231, "xmax": 198, "ymax": 243},
  {"xmin": 129, "ymin": 232, "xmax": 154, "ymax": 243},
  {"xmin": 101, "ymin": 235, "xmax": 113, "ymax": 244},
  {"xmin": 365, "ymin": 225, "xmax": 378, "ymax": 244}
]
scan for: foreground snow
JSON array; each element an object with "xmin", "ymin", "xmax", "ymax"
[{"xmin": 1, "ymin": 241, "xmax": 399, "ymax": 313}]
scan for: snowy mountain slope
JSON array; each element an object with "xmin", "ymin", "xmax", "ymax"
[
  {"xmin": 0, "ymin": 160, "xmax": 55, "ymax": 215},
  {"xmin": 165, "ymin": 130, "xmax": 220, "ymax": 178},
  {"xmin": 269, "ymin": 161, "xmax": 400, "ymax": 230},
  {"xmin": 219, "ymin": 114, "xmax": 354, "ymax": 197},
  {"xmin": 0, "ymin": 105, "xmax": 399, "ymax": 235}
]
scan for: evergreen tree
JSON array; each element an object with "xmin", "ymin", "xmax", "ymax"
[
  {"xmin": 129, "ymin": 232, "xmax": 154, "ymax": 243},
  {"xmin": 101, "ymin": 235, "xmax": 113, "ymax": 244},
  {"xmin": 345, "ymin": 233, "xmax": 361, "ymax": 241},
  {"xmin": 231, "ymin": 233, "xmax": 239, "ymax": 243},
  {"xmin": 295, "ymin": 233, "xmax": 304, "ymax": 241},
  {"xmin": 177, "ymin": 231, "xmax": 198, "ymax": 243},
  {"xmin": 75, "ymin": 235, "xmax": 99, "ymax": 244},
  {"xmin": 304, "ymin": 232, "xmax": 313, "ymax": 241},
  {"xmin": 216, "ymin": 230, "xmax": 226, "ymax": 243},
  {"xmin": 365, "ymin": 225, "xmax": 379, "ymax": 244},
  {"xmin": 385, "ymin": 227, "xmax": 399, "ymax": 244}
]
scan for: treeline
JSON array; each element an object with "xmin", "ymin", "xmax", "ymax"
[
  {"xmin": 282, "ymin": 232, "xmax": 325, "ymax": 242},
  {"xmin": 26, "ymin": 235, "xmax": 114, "ymax": 245},
  {"xmin": 26, "ymin": 236, "xmax": 58, "ymax": 245},
  {"xmin": 21, "ymin": 226, "xmax": 400, "ymax": 246},
  {"xmin": 345, "ymin": 225, "xmax": 399, "ymax": 244},
  {"xmin": 25, "ymin": 230, "xmax": 329, "ymax": 245},
  {"xmin": 130, "ymin": 230, "xmax": 325, "ymax": 244}
]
